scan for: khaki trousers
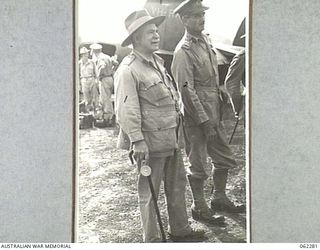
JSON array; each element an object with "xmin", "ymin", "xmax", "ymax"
[
  {"xmin": 81, "ymin": 78, "xmax": 99, "ymax": 111},
  {"xmin": 99, "ymin": 76, "xmax": 114, "ymax": 120},
  {"xmin": 184, "ymin": 123, "xmax": 237, "ymax": 180},
  {"xmin": 138, "ymin": 149, "xmax": 191, "ymax": 242}
]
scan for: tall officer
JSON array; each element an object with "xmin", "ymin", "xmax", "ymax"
[{"xmin": 171, "ymin": 0, "xmax": 245, "ymax": 222}]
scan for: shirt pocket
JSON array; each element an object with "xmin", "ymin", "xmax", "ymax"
[
  {"xmin": 141, "ymin": 110, "xmax": 178, "ymax": 153},
  {"xmin": 194, "ymin": 63, "xmax": 213, "ymax": 86},
  {"xmin": 141, "ymin": 110, "xmax": 177, "ymax": 132},
  {"xmin": 139, "ymin": 79, "xmax": 173, "ymax": 106}
]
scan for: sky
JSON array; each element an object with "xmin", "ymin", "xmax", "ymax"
[{"xmin": 77, "ymin": 0, "xmax": 248, "ymax": 45}]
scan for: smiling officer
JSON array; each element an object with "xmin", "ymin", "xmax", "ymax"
[{"xmin": 114, "ymin": 9, "xmax": 211, "ymax": 243}]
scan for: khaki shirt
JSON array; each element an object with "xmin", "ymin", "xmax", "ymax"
[
  {"xmin": 114, "ymin": 50, "xmax": 181, "ymax": 157},
  {"xmin": 224, "ymin": 49, "xmax": 245, "ymax": 96},
  {"xmin": 79, "ymin": 59, "xmax": 96, "ymax": 79},
  {"xmin": 92, "ymin": 52, "xmax": 116, "ymax": 78},
  {"xmin": 171, "ymin": 31, "xmax": 221, "ymax": 127}
]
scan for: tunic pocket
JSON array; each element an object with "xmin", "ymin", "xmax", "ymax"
[
  {"xmin": 141, "ymin": 111, "xmax": 178, "ymax": 153},
  {"xmin": 142, "ymin": 110, "xmax": 177, "ymax": 132},
  {"xmin": 195, "ymin": 64, "xmax": 212, "ymax": 86},
  {"xmin": 139, "ymin": 80, "xmax": 172, "ymax": 106}
]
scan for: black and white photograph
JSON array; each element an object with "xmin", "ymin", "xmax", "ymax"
[
  {"xmin": 3, "ymin": 0, "xmax": 320, "ymax": 246},
  {"xmin": 77, "ymin": 0, "xmax": 249, "ymax": 243}
]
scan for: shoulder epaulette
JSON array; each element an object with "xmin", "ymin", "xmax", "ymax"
[
  {"xmin": 122, "ymin": 54, "xmax": 136, "ymax": 66},
  {"xmin": 181, "ymin": 39, "xmax": 192, "ymax": 50},
  {"xmin": 181, "ymin": 41, "xmax": 191, "ymax": 49}
]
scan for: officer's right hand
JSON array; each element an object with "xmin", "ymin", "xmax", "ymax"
[
  {"xmin": 133, "ymin": 140, "xmax": 149, "ymax": 167},
  {"xmin": 200, "ymin": 120, "xmax": 216, "ymax": 141}
]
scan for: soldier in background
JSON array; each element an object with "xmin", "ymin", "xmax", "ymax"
[
  {"xmin": 171, "ymin": 0, "xmax": 245, "ymax": 223},
  {"xmin": 224, "ymin": 45, "xmax": 246, "ymax": 117},
  {"xmin": 79, "ymin": 47, "xmax": 99, "ymax": 112},
  {"xmin": 90, "ymin": 43, "xmax": 118, "ymax": 125}
]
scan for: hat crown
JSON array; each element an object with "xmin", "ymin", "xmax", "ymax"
[
  {"xmin": 80, "ymin": 47, "xmax": 89, "ymax": 54},
  {"xmin": 121, "ymin": 9, "xmax": 165, "ymax": 47},
  {"xmin": 174, "ymin": 0, "xmax": 209, "ymax": 15},
  {"xmin": 90, "ymin": 43, "xmax": 102, "ymax": 50},
  {"xmin": 194, "ymin": 0, "xmax": 203, "ymax": 8},
  {"xmin": 125, "ymin": 9, "xmax": 151, "ymax": 30}
]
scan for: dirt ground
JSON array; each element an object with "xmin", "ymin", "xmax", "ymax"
[{"xmin": 77, "ymin": 109, "xmax": 246, "ymax": 243}]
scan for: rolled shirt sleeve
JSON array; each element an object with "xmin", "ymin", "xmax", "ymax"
[{"xmin": 171, "ymin": 49, "xmax": 209, "ymax": 125}]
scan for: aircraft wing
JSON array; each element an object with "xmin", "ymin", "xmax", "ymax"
[
  {"xmin": 215, "ymin": 44, "xmax": 245, "ymax": 58},
  {"xmin": 214, "ymin": 48, "xmax": 231, "ymax": 65}
]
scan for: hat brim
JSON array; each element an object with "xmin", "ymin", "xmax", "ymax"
[
  {"xmin": 121, "ymin": 16, "xmax": 165, "ymax": 47},
  {"xmin": 90, "ymin": 47, "xmax": 102, "ymax": 50}
]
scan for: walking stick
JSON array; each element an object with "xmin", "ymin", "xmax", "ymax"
[
  {"xmin": 140, "ymin": 163, "xmax": 167, "ymax": 242},
  {"xmin": 229, "ymin": 116, "xmax": 240, "ymax": 144},
  {"xmin": 228, "ymin": 96, "xmax": 240, "ymax": 145}
]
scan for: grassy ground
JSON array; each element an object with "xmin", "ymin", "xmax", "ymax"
[{"xmin": 78, "ymin": 107, "xmax": 246, "ymax": 243}]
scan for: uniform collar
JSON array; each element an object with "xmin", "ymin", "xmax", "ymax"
[
  {"xmin": 185, "ymin": 31, "xmax": 206, "ymax": 44},
  {"xmin": 133, "ymin": 49, "xmax": 164, "ymax": 67}
]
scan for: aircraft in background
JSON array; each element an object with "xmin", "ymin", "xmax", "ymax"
[
  {"xmin": 79, "ymin": 0, "xmax": 247, "ymax": 129},
  {"xmin": 79, "ymin": 0, "xmax": 246, "ymax": 85},
  {"xmin": 144, "ymin": 0, "xmax": 246, "ymax": 84}
]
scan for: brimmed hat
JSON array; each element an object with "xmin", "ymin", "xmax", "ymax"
[
  {"xmin": 79, "ymin": 47, "xmax": 89, "ymax": 55},
  {"xmin": 121, "ymin": 9, "xmax": 165, "ymax": 47},
  {"xmin": 90, "ymin": 43, "xmax": 102, "ymax": 50},
  {"xmin": 173, "ymin": 0, "xmax": 209, "ymax": 16}
]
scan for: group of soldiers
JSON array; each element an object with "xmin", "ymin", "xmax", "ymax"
[
  {"xmin": 82, "ymin": 0, "xmax": 246, "ymax": 243},
  {"xmin": 79, "ymin": 43, "xmax": 119, "ymax": 125}
]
